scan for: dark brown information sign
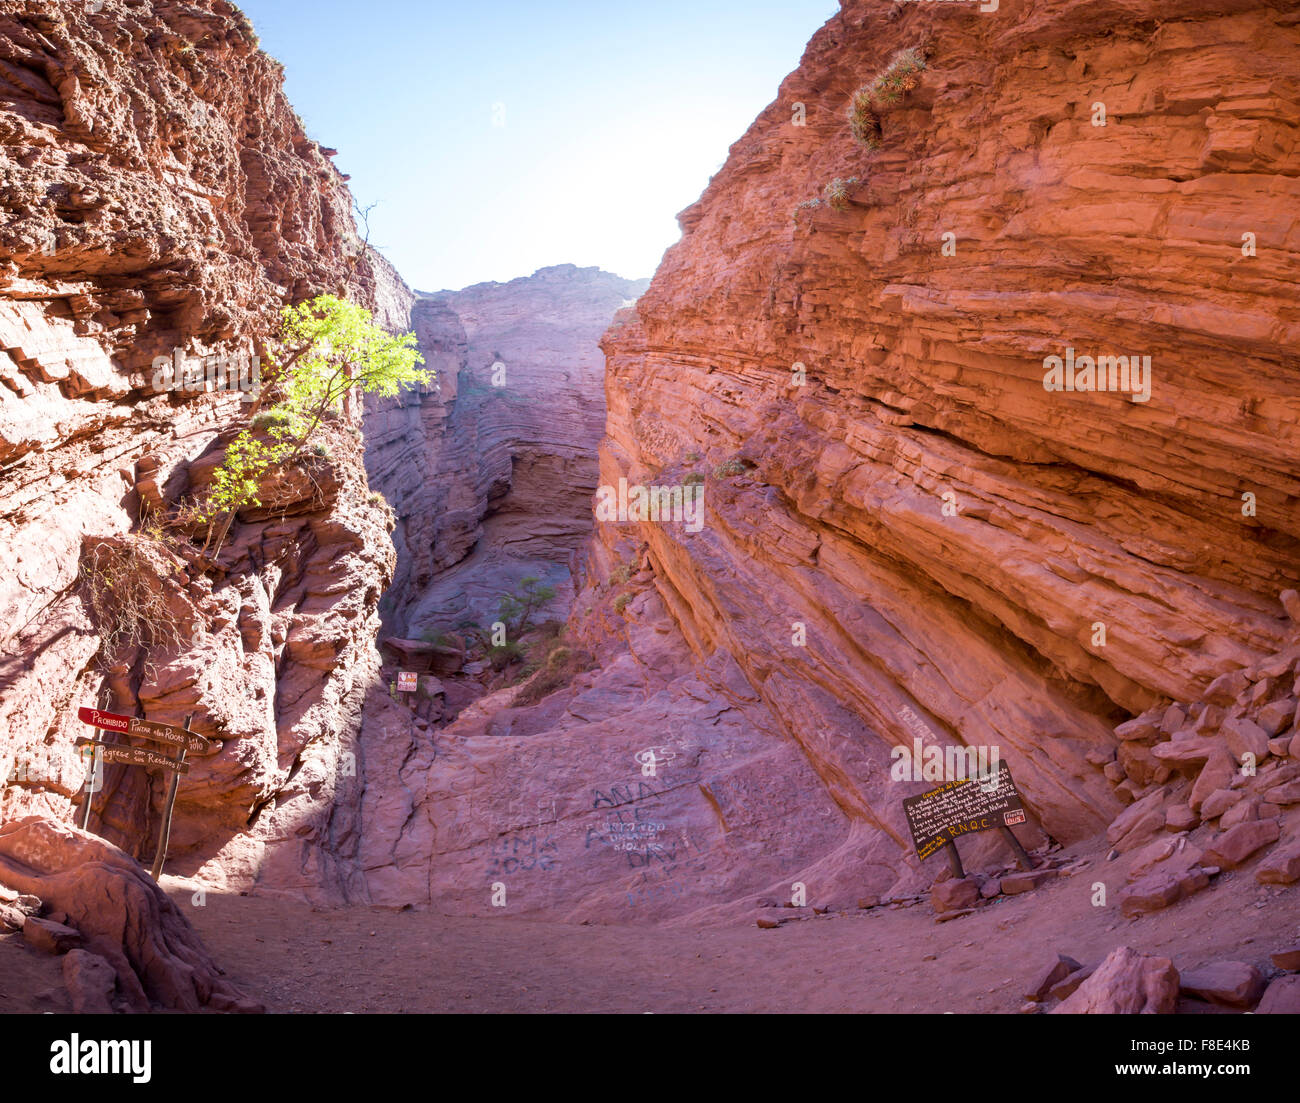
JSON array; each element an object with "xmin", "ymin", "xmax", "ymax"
[
  {"xmin": 903, "ymin": 761, "xmax": 1025, "ymax": 861},
  {"xmin": 77, "ymin": 707, "xmax": 212, "ymax": 754},
  {"xmin": 76, "ymin": 739, "xmax": 190, "ymax": 776}
]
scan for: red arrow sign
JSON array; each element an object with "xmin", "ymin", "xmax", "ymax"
[
  {"xmin": 77, "ymin": 707, "xmax": 133, "ymax": 734},
  {"xmin": 77, "ymin": 707, "xmax": 212, "ymax": 753}
]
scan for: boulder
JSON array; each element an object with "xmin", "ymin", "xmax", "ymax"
[
  {"xmin": 1204, "ymin": 670, "xmax": 1249, "ymax": 706},
  {"xmin": 1262, "ymin": 780, "xmax": 1300, "ymax": 805},
  {"xmin": 1025, "ymin": 953, "xmax": 1083, "ymax": 1002},
  {"xmin": 1190, "ymin": 750, "xmax": 1237, "ymax": 813},
  {"xmin": 1119, "ymin": 866, "xmax": 1209, "ymax": 918},
  {"xmin": 1048, "ymin": 965, "xmax": 1095, "ymax": 1002},
  {"xmin": 1219, "ymin": 797, "xmax": 1260, "ymax": 829},
  {"xmin": 1269, "ymin": 945, "xmax": 1300, "ymax": 972},
  {"xmin": 0, "ymin": 817, "xmax": 262, "ymax": 1013},
  {"xmin": 931, "ymin": 877, "xmax": 980, "ymax": 913},
  {"xmin": 1178, "ymin": 962, "xmax": 1266, "ymax": 1008},
  {"xmin": 1164, "ymin": 805, "xmax": 1198, "ymax": 832},
  {"xmin": 1199, "ymin": 789, "xmax": 1242, "ymax": 820},
  {"xmin": 1280, "ymin": 589, "xmax": 1300, "ymax": 624},
  {"xmin": 1256, "ymin": 976, "xmax": 1300, "ymax": 1014},
  {"xmin": 1106, "ymin": 791, "xmax": 1165, "ymax": 852},
  {"xmin": 1192, "ymin": 706, "xmax": 1225, "ymax": 735},
  {"xmin": 1115, "ymin": 713, "xmax": 1161, "ymax": 742},
  {"xmin": 1222, "ymin": 716, "xmax": 1271, "ymax": 762},
  {"xmin": 62, "ymin": 949, "xmax": 118, "ymax": 1014},
  {"xmin": 21, "ymin": 915, "xmax": 83, "ymax": 955},
  {"xmin": 1256, "ymin": 839, "xmax": 1300, "ymax": 884},
  {"xmin": 1257, "ymin": 698, "xmax": 1296, "ymax": 737},
  {"xmin": 1051, "ymin": 946, "xmax": 1179, "ymax": 1014},
  {"xmin": 1151, "ymin": 740, "xmax": 1217, "ymax": 770},
  {"xmin": 1203, "ymin": 819, "xmax": 1280, "ymax": 870},
  {"xmin": 1159, "ymin": 705, "xmax": 1187, "ymax": 734},
  {"xmin": 1000, "ymin": 869, "xmax": 1059, "ymax": 895}
]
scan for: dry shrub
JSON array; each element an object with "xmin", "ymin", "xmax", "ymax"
[
  {"xmin": 514, "ymin": 639, "xmax": 595, "ymax": 707},
  {"xmin": 78, "ymin": 532, "xmax": 192, "ymax": 670}
]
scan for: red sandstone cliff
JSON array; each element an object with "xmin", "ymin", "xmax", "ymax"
[
  {"xmin": 0, "ymin": 0, "xmax": 401, "ymax": 899},
  {"xmin": 347, "ymin": 0, "xmax": 1300, "ymax": 922},
  {"xmin": 589, "ymin": 0, "xmax": 1300, "ymax": 898}
]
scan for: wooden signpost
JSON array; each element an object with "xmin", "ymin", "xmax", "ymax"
[
  {"xmin": 902, "ymin": 761, "xmax": 1034, "ymax": 878},
  {"xmin": 75, "ymin": 740, "xmax": 190, "ymax": 774},
  {"xmin": 76, "ymin": 707, "xmax": 208, "ymax": 881},
  {"xmin": 75, "ymin": 708, "xmax": 212, "ymax": 753}
]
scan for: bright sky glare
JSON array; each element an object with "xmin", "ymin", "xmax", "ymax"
[{"xmin": 235, "ymin": 0, "xmax": 838, "ymax": 292}]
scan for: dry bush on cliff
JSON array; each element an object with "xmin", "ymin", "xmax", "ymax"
[
  {"xmin": 514, "ymin": 639, "xmax": 596, "ymax": 707},
  {"xmin": 78, "ymin": 532, "xmax": 192, "ymax": 672}
]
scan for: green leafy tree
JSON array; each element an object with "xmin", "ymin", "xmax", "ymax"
[
  {"xmin": 497, "ymin": 576, "xmax": 556, "ymax": 638},
  {"xmin": 265, "ymin": 294, "xmax": 427, "ymax": 447},
  {"xmin": 196, "ymin": 294, "xmax": 428, "ymax": 557}
]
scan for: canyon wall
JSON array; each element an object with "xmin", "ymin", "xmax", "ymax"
[
  {"xmin": 0, "ymin": 0, "xmax": 400, "ymax": 900},
  {"xmin": 349, "ymin": 0, "xmax": 1300, "ymax": 921},
  {"xmin": 363, "ymin": 265, "xmax": 648, "ymax": 639},
  {"xmin": 591, "ymin": 0, "xmax": 1300, "ymax": 886}
]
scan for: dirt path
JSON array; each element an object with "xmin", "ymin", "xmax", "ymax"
[{"xmin": 170, "ymin": 851, "xmax": 1299, "ymax": 1014}]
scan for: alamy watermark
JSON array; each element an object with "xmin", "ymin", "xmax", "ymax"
[
  {"xmin": 151, "ymin": 348, "xmax": 261, "ymax": 402},
  {"xmin": 1043, "ymin": 348, "xmax": 1151, "ymax": 403},
  {"xmin": 594, "ymin": 477, "xmax": 705, "ymax": 533},
  {"xmin": 891, "ymin": 738, "xmax": 1001, "ymax": 791}
]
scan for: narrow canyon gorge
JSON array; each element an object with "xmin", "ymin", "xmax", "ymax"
[{"xmin": 1, "ymin": 0, "xmax": 1298, "ymax": 1020}]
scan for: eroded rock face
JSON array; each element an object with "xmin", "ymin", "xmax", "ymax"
[
  {"xmin": 0, "ymin": 0, "xmax": 398, "ymax": 897},
  {"xmin": 363, "ymin": 265, "xmax": 648, "ymax": 640},
  {"xmin": 585, "ymin": 0, "xmax": 1300, "ymax": 889},
  {"xmin": 344, "ymin": 0, "xmax": 1300, "ymax": 920}
]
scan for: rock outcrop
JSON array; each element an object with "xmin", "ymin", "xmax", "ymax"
[
  {"xmin": 584, "ymin": 0, "xmax": 1300, "ymax": 897},
  {"xmin": 0, "ymin": 0, "xmax": 399, "ymax": 898},
  {"xmin": 0, "ymin": 816, "xmax": 261, "ymax": 1011}
]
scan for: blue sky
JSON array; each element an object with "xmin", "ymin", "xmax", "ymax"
[{"xmin": 236, "ymin": 0, "xmax": 837, "ymax": 292}]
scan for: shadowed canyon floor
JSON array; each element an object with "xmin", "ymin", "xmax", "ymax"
[
  {"xmin": 129, "ymin": 865, "xmax": 1300, "ymax": 1012},
  {"xmin": 6, "ymin": 839, "xmax": 1291, "ymax": 1015}
]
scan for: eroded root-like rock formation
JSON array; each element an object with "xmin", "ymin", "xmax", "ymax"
[{"xmin": 0, "ymin": 816, "xmax": 261, "ymax": 1011}]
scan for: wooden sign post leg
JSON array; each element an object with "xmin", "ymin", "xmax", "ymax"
[
  {"xmin": 945, "ymin": 838, "xmax": 965, "ymax": 880},
  {"xmin": 80, "ymin": 744, "xmax": 100, "ymax": 831},
  {"xmin": 999, "ymin": 826, "xmax": 1034, "ymax": 871},
  {"xmin": 149, "ymin": 713, "xmax": 193, "ymax": 882}
]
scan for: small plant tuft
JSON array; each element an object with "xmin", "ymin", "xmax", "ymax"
[
  {"xmin": 713, "ymin": 457, "xmax": 756, "ymax": 479},
  {"xmin": 849, "ymin": 46, "xmax": 927, "ymax": 147},
  {"xmin": 823, "ymin": 176, "xmax": 861, "ymax": 212}
]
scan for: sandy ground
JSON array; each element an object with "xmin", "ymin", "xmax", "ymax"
[{"xmin": 3, "ymin": 837, "xmax": 1296, "ymax": 1015}]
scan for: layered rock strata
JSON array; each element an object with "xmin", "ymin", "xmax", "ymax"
[
  {"xmin": 349, "ymin": 0, "xmax": 1300, "ymax": 920},
  {"xmin": 0, "ymin": 0, "xmax": 399, "ymax": 898}
]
